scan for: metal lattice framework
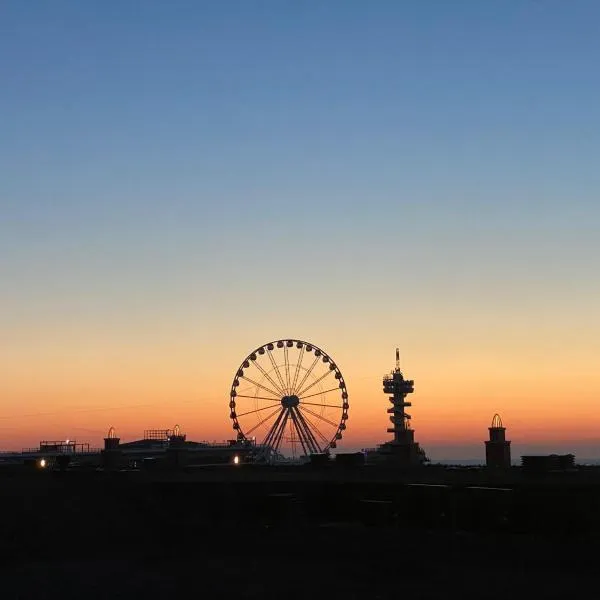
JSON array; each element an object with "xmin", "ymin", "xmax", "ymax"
[{"xmin": 229, "ymin": 339, "xmax": 349, "ymax": 457}]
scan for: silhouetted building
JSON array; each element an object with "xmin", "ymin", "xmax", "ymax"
[
  {"xmin": 309, "ymin": 453, "xmax": 330, "ymax": 468},
  {"xmin": 102, "ymin": 426, "xmax": 122, "ymax": 470},
  {"xmin": 335, "ymin": 452, "xmax": 365, "ymax": 468},
  {"xmin": 104, "ymin": 427, "xmax": 120, "ymax": 450},
  {"xmin": 485, "ymin": 414, "xmax": 511, "ymax": 469},
  {"xmin": 114, "ymin": 425, "xmax": 258, "ymax": 467},
  {"xmin": 367, "ymin": 349, "xmax": 427, "ymax": 466},
  {"xmin": 521, "ymin": 454, "xmax": 576, "ymax": 474},
  {"xmin": 39, "ymin": 440, "xmax": 87, "ymax": 454},
  {"xmin": 168, "ymin": 424, "xmax": 186, "ymax": 446},
  {"xmin": 166, "ymin": 424, "xmax": 188, "ymax": 468}
]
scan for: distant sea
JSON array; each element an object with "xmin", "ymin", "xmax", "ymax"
[
  {"xmin": 431, "ymin": 459, "xmax": 600, "ymax": 466},
  {"xmin": 430, "ymin": 459, "xmax": 484, "ymax": 466}
]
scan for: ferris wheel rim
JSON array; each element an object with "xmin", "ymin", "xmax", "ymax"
[{"xmin": 229, "ymin": 338, "xmax": 349, "ymax": 456}]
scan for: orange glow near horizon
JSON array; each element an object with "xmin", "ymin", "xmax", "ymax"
[
  {"xmin": 2, "ymin": 0, "xmax": 600, "ymax": 464},
  {"xmin": 2, "ymin": 330, "xmax": 599, "ymax": 457}
]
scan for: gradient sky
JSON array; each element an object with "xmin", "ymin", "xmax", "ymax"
[{"xmin": 1, "ymin": 1, "xmax": 599, "ymax": 459}]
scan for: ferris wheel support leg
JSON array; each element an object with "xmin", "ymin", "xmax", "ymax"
[
  {"xmin": 290, "ymin": 408, "xmax": 315, "ymax": 454},
  {"xmin": 272, "ymin": 410, "xmax": 291, "ymax": 453},
  {"xmin": 262, "ymin": 408, "xmax": 286, "ymax": 451},
  {"xmin": 294, "ymin": 407, "xmax": 323, "ymax": 454},
  {"xmin": 289, "ymin": 410, "xmax": 310, "ymax": 456}
]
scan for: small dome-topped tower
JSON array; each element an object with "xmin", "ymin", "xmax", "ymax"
[
  {"xmin": 485, "ymin": 414, "xmax": 511, "ymax": 469},
  {"xmin": 104, "ymin": 426, "xmax": 120, "ymax": 450},
  {"xmin": 102, "ymin": 426, "xmax": 122, "ymax": 470}
]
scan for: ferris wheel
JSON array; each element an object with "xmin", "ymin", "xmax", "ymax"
[{"xmin": 229, "ymin": 339, "xmax": 349, "ymax": 457}]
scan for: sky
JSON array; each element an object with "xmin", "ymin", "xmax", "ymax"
[{"xmin": 1, "ymin": 1, "xmax": 599, "ymax": 459}]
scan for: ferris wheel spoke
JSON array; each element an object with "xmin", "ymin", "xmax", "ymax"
[
  {"xmin": 299, "ymin": 387, "xmax": 341, "ymax": 402},
  {"xmin": 250, "ymin": 360, "xmax": 286, "ymax": 397},
  {"xmin": 293, "ymin": 407, "xmax": 322, "ymax": 453},
  {"xmin": 296, "ymin": 408, "xmax": 330, "ymax": 447},
  {"xmin": 246, "ymin": 406, "xmax": 282, "ymax": 436},
  {"xmin": 236, "ymin": 382, "xmax": 261, "ymax": 395},
  {"xmin": 300, "ymin": 405, "xmax": 340, "ymax": 429},
  {"xmin": 236, "ymin": 403, "xmax": 281, "ymax": 418},
  {"xmin": 235, "ymin": 394, "xmax": 282, "ymax": 402},
  {"xmin": 293, "ymin": 355, "xmax": 320, "ymax": 397},
  {"xmin": 239, "ymin": 375, "xmax": 281, "ymax": 398},
  {"xmin": 298, "ymin": 411, "xmax": 331, "ymax": 448},
  {"xmin": 300, "ymin": 396, "xmax": 344, "ymax": 410},
  {"xmin": 297, "ymin": 368, "xmax": 334, "ymax": 398},
  {"xmin": 290, "ymin": 345, "xmax": 305, "ymax": 396},
  {"xmin": 266, "ymin": 349, "xmax": 287, "ymax": 395},
  {"xmin": 283, "ymin": 345, "xmax": 292, "ymax": 394}
]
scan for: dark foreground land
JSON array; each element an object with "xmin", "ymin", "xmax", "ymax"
[{"xmin": 1, "ymin": 466, "xmax": 599, "ymax": 599}]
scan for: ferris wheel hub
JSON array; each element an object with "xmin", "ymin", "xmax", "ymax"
[{"xmin": 281, "ymin": 395, "xmax": 300, "ymax": 408}]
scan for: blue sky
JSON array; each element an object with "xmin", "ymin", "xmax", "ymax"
[
  {"xmin": 3, "ymin": 2, "xmax": 598, "ymax": 214},
  {"xmin": 1, "ymin": 1, "xmax": 599, "ymax": 454},
  {"xmin": 3, "ymin": 1, "xmax": 597, "ymax": 312}
]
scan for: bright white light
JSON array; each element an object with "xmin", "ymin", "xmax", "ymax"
[
  {"xmin": 233, "ymin": 455, "xmax": 240, "ymax": 465},
  {"xmin": 65, "ymin": 439, "xmax": 70, "ymax": 444},
  {"xmin": 39, "ymin": 458, "xmax": 47, "ymax": 468}
]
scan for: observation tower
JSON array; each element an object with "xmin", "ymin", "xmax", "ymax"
[
  {"xmin": 384, "ymin": 348, "xmax": 414, "ymax": 442},
  {"xmin": 375, "ymin": 349, "xmax": 426, "ymax": 465}
]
